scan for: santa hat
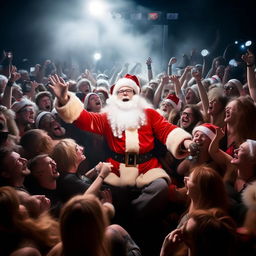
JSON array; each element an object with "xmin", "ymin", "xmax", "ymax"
[
  {"xmin": 94, "ymin": 87, "xmax": 109, "ymax": 100},
  {"xmin": 83, "ymin": 92, "xmax": 98, "ymax": 110},
  {"xmin": 35, "ymin": 111, "xmax": 51, "ymax": 128},
  {"xmin": 192, "ymin": 123, "xmax": 219, "ymax": 140},
  {"xmin": 96, "ymin": 79, "xmax": 110, "ymax": 89},
  {"xmin": 188, "ymin": 84, "xmax": 200, "ymax": 100},
  {"xmin": 111, "ymin": 74, "xmax": 140, "ymax": 95},
  {"xmin": 228, "ymin": 79, "xmax": 243, "ymax": 94},
  {"xmin": 247, "ymin": 139, "xmax": 256, "ymax": 158},
  {"xmin": 11, "ymin": 98, "xmax": 36, "ymax": 113},
  {"xmin": 163, "ymin": 94, "xmax": 182, "ymax": 111}
]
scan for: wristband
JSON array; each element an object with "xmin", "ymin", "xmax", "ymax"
[
  {"xmin": 99, "ymin": 175, "xmax": 105, "ymax": 180},
  {"xmin": 246, "ymin": 64, "xmax": 255, "ymax": 67}
]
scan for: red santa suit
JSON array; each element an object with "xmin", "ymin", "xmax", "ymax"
[{"xmin": 55, "ymin": 75, "xmax": 192, "ymax": 188}]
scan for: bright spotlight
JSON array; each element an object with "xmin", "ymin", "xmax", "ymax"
[
  {"xmin": 88, "ymin": 1, "xmax": 107, "ymax": 17},
  {"xmin": 234, "ymin": 40, "xmax": 239, "ymax": 44},
  {"xmin": 201, "ymin": 49, "xmax": 209, "ymax": 57},
  {"xmin": 245, "ymin": 40, "xmax": 252, "ymax": 47},
  {"xmin": 93, "ymin": 52, "xmax": 102, "ymax": 61},
  {"xmin": 229, "ymin": 59, "xmax": 238, "ymax": 67},
  {"xmin": 240, "ymin": 44, "xmax": 245, "ymax": 49}
]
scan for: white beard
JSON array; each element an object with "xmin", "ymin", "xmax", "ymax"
[{"xmin": 103, "ymin": 94, "xmax": 153, "ymax": 138}]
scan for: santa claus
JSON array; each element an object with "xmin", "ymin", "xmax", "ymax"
[{"xmin": 49, "ymin": 73, "xmax": 193, "ymax": 188}]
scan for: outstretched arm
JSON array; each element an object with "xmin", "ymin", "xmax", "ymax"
[
  {"xmin": 242, "ymin": 50, "xmax": 256, "ymax": 102},
  {"xmin": 1, "ymin": 67, "xmax": 21, "ymax": 109},
  {"xmin": 48, "ymin": 74, "xmax": 69, "ymax": 106},
  {"xmin": 167, "ymin": 57, "xmax": 177, "ymax": 76},
  {"xmin": 191, "ymin": 68, "xmax": 209, "ymax": 119},
  {"xmin": 146, "ymin": 57, "xmax": 153, "ymax": 81}
]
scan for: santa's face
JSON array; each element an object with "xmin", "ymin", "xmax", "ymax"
[{"xmin": 116, "ymin": 86, "xmax": 135, "ymax": 102}]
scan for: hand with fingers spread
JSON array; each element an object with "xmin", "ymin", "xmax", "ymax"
[{"xmin": 48, "ymin": 74, "xmax": 69, "ymax": 105}]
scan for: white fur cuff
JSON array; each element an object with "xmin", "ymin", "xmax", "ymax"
[
  {"xmin": 166, "ymin": 127, "xmax": 192, "ymax": 159},
  {"xmin": 54, "ymin": 92, "xmax": 84, "ymax": 123}
]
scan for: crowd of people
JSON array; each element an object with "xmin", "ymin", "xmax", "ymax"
[{"xmin": 0, "ymin": 45, "xmax": 256, "ymax": 256}]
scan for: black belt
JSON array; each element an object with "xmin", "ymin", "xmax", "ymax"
[{"xmin": 110, "ymin": 150, "xmax": 154, "ymax": 167}]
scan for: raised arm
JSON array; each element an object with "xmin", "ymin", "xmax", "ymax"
[
  {"xmin": 48, "ymin": 74, "xmax": 69, "ymax": 106},
  {"xmin": 191, "ymin": 68, "xmax": 209, "ymax": 118},
  {"xmin": 209, "ymin": 127, "xmax": 233, "ymax": 168},
  {"xmin": 169, "ymin": 75, "xmax": 186, "ymax": 104},
  {"xmin": 1, "ymin": 67, "xmax": 21, "ymax": 109},
  {"xmin": 242, "ymin": 50, "xmax": 256, "ymax": 102},
  {"xmin": 153, "ymin": 74, "xmax": 169, "ymax": 108},
  {"xmin": 146, "ymin": 57, "xmax": 153, "ymax": 81},
  {"xmin": 167, "ymin": 57, "xmax": 177, "ymax": 76}
]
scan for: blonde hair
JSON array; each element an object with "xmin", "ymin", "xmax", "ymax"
[
  {"xmin": 0, "ymin": 186, "xmax": 59, "ymax": 251},
  {"xmin": 51, "ymin": 138, "xmax": 78, "ymax": 173}
]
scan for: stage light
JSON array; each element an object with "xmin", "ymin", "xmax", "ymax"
[
  {"xmin": 201, "ymin": 49, "xmax": 209, "ymax": 57},
  {"xmin": 148, "ymin": 12, "xmax": 161, "ymax": 21},
  {"xmin": 229, "ymin": 59, "xmax": 238, "ymax": 67},
  {"xmin": 88, "ymin": 1, "xmax": 107, "ymax": 17},
  {"xmin": 166, "ymin": 13, "xmax": 179, "ymax": 20},
  {"xmin": 234, "ymin": 41, "xmax": 239, "ymax": 44},
  {"xmin": 245, "ymin": 40, "xmax": 252, "ymax": 47},
  {"xmin": 93, "ymin": 52, "xmax": 102, "ymax": 61}
]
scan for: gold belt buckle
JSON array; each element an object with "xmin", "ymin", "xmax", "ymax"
[{"xmin": 125, "ymin": 152, "xmax": 137, "ymax": 167}]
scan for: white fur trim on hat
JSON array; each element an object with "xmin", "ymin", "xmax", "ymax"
[
  {"xmin": 164, "ymin": 98, "xmax": 182, "ymax": 111},
  {"xmin": 192, "ymin": 125, "xmax": 215, "ymax": 140},
  {"xmin": 11, "ymin": 98, "xmax": 36, "ymax": 113},
  {"xmin": 228, "ymin": 79, "xmax": 243, "ymax": 94},
  {"xmin": 189, "ymin": 84, "xmax": 200, "ymax": 99},
  {"xmin": 112, "ymin": 78, "xmax": 139, "ymax": 95},
  {"xmin": 242, "ymin": 181, "xmax": 256, "ymax": 210},
  {"xmin": 35, "ymin": 111, "xmax": 51, "ymax": 128},
  {"xmin": 247, "ymin": 139, "xmax": 256, "ymax": 158},
  {"xmin": 83, "ymin": 92, "xmax": 98, "ymax": 110}
]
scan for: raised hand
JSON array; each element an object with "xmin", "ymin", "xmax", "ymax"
[
  {"xmin": 48, "ymin": 74, "xmax": 69, "ymax": 105},
  {"xmin": 168, "ymin": 57, "xmax": 177, "ymax": 66},
  {"xmin": 241, "ymin": 50, "xmax": 255, "ymax": 66},
  {"xmin": 146, "ymin": 57, "xmax": 152, "ymax": 66}
]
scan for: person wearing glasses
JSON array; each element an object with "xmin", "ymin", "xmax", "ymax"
[{"xmin": 48, "ymin": 73, "xmax": 197, "ymax": 255}]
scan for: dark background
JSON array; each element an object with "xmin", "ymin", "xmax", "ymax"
[{"xmin": 1, "ymin": 0, "xmax": 255, "ymax": 70}]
